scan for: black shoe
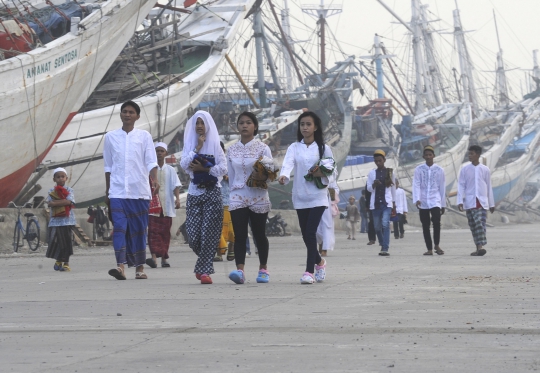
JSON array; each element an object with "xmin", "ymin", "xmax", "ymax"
[
  {"xmin": 471, "ymin": 249, "xmax": 487, "ymax": 256},
  {"xmin": 379, "ymin": 251, "xmax": 390, "ymax": 256},
  {"xmin": 394, "ymin": 236, "xmax": 399, "ymax": 239},
  {"xmin": 145, "ymin": 258, "xmax": 157, "ymax": 268}
]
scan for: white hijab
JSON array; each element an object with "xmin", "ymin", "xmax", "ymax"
[{"xmin": 183, "ymin": 110, "xmax": 221, "ymax": 158}]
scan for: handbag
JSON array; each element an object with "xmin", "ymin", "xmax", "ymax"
[{"xmin": 149, "ymin": 177, "xmax": 162, "ymax": 214}]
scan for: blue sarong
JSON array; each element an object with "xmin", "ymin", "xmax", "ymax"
[{"xmin": 110, "ymin": 198, "xmax": 149, "ymax": 267}]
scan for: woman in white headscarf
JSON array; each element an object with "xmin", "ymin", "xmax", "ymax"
[{"xmin": 180, "ymin": 111, "xmax": 227, "ymax": 284}]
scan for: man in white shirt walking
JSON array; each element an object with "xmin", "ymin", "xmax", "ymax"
[
  {"xmin": 457, "ymin": 145, "xmax": 495, "ymax": 256},
  {"xmin": 393, "ymin": 179, "xmax": 408, "ymax": 239},
  {"xmin": 104, "ymin": 101, "xmax": 159, "ymax": 280},
  {"xmin": 367, "ymin": 149, "xmax": 396, "ymax": 256},
  {"xmin": 413, "ymin": 145, "xmax": 446, "ymax": 255}
]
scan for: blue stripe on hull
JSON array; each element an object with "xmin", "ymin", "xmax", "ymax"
[{"xmin": 493, "ymin": 175, "xmax": 521, "ymax": 204}]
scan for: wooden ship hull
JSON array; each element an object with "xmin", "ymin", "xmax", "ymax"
[{"xmin": 0, "ymin": 0, "xmax": 156, "ymax": 206}]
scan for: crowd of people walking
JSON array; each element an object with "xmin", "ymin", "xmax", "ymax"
[{"xmin": 44, "ymin": 100, "xmax": 496, "ymax": 284}]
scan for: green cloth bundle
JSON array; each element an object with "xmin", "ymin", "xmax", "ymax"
[{"xmin": 304, "ymin": 157, "xmax": 335, "ymax": 189}]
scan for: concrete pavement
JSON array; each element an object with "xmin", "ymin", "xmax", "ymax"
[{"xmin": 1, "ymin": 224, "xmax": 539, "ymax": 372}]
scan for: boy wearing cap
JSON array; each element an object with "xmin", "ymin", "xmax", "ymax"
[
  {"xmin": 413, "ymin": 145, "xmax": 446, "ymax": 255},
  {"xmin": 45, "ymin": 168, "xmax": 76, "ymax": 272},
  {"xmin": 367, "ymin": 149, "xmax": 396, "ymax": 256},
  {"xmin": 104, "ymin": 100, "xmax": 159, "ymax": 280},
  {"xmin": 146, "ymin": 142, "xmax": 182, "ymax": 268},
  {"xmin": 457, "ymin": 145, "xmax": 495, "ymax": 256}
]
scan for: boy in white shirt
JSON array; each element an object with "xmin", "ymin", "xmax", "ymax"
[
  {"xmin": 393, "ymin": 179, "xmax": 408, "ymax": 239},
  {"xmin": 413, "ymin": 145, "xmax": 446, "ymax": 255},
  {"xmin": 457, "ymin": 145, "xmax": 495, "ymax": 256},
  {"xmin": 146, "ymin": 142, "xmax": 182, "ymax": 268}
]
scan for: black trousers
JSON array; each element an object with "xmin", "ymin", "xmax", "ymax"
[
  {"xmin": 296, "ymin": 206, "xmax": 326, "ymax": 273},
  {"xmin": 367, "ymin": 210, "xmax": 377, "ymax": 242},
  {"xmin": 230, "ymin": 208, "xmax": 269, "ymax": 266},
  {"xmin": 419, "ymin": 207, "xmax": 441, "ymax": 250},
  {"xmin": 393, "ymin": 214, "xmax": 405, "ymax": 237}
]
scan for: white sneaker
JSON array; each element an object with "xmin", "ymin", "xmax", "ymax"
[
  {"xmin": 314, "ymin": 259, "xmax": 326, "ymax": 282},
  {"xmin": 300, "ymin": 272, "xmax": 315, "ymax": 284}
]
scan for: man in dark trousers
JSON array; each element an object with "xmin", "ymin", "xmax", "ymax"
[{"xmin": 364, "ymin": 184, "xmax": 377, "ymax": 245}]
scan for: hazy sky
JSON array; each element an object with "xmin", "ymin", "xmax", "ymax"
[{"xmin": 280, "ymin": 0, "xmax": 540, "ymax": 101}]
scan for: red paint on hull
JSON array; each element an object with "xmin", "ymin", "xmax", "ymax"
[{"xmin": 0, "ymin": 112, "xmax": 77, "ymax": 207}]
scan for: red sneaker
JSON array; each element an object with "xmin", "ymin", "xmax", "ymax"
[{"xmin": 200, "ymin": 274, "xmax": 212, "ymax": 284}]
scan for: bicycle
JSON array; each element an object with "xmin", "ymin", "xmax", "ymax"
[{"xmin": 10, "ymin": 202, "xmax": 41, "ymax": 252}]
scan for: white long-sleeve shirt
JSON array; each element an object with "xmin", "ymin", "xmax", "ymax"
[
  {"xmin": 227, "ymin": 139, "xmax": 273, "ymax": 213},
  {"xmin": 395, "ymin": 188, "xmax": 408, "ymax": 214},
  {"xmin": 412, "ymin": 163, "xmax": 446, "ymax": 209},
  {"xmin": 279, "ymin": 141, "xmax": 333, "ymax": 209},
  {"xmin": 366, "ymin": 168, "xmax": 396, "ymax": 209},
  {"xmin": 151, "ymin": 164, "xmax": 182, "ymax": 217},
  {"xmin": 104, "ymin": 128, "xmax": 158, "ymax": 200},
  {"xmin": 457, "ymin": 162, "xmax": 495, "ymax": 210},
  {"xmin": 179, "ymin": 149, "xmax": 227, "ymax": 196}
]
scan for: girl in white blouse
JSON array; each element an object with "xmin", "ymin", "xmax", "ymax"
[
  {"xmin": 279, "ymin": 111, "xmax": 334, "ymax": 284},
  {"xmin": 180, "ymin": 111, "xmax": 227, "ymax": 284},
  {"xmin": 227, "ymin": 112, "xmax": 274, "ymax": 284}
]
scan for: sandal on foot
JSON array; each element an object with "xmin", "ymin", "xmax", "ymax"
[
  {"xmin": 60, "ymin": 264, "xmax": 71, "ymax": 272},
  {"xmin": 108, "ymin": 267, "xmax": 126, "ymax": 280},
  {"xmin": 471, "ymin": 249, "xmax": 487, "ymax": 256},
  {"xmin": 145, "ymin": 258, "xmax": 157, "ymax": 268},
  {"xmin": 135, "ymin": 272, "xmax": 148, "ymax": 279},
  {"xmin": 54, "ymin": 261, "xmax": 62, "ymax": 271},
  {"xmin": 423, "ymin": 251, "xmax": 433, "ymax": 256},
  {"xmin": 161, "ymin": 262, "xmax": 171, "ymax": 268},
  {"xmin": 435, "ymin": 247, "xmax": 444, "ymax": 255},
  {"xmin": 226, "ymin": 250, "xmax": 235, "ymax": 261}
]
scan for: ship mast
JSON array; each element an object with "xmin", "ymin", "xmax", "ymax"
[
  {"xmin": 493, "ymin": 10, "xmax": 509, "ymax": 108},
  {"xmin": 533, "ymin": 49, "xmax": 540, "ymax": 91},
  {"xmin": 419, "ymin": 3, "xmax": 445, "ymax": 105},
  {"xmin": 411, "ymin": 0, "xmax": 435, "ymax": 113},
  {"xmin": 302, "ymin": 0, "xmax": 342, "ymax": 75},
  {"xmin": 281, "ymin": 0, "xmax": 294, "ymax": 91},
  {"xmin": 452, "ymin": 1, "xmax": 478, "ymax": 114},
  {"xmin": 253, "ymin": 6, "xmax": 283, "ymax": 107},
  {"xmin": 253, "ymin": 7, "xmax": 267, "ymax": 107}
]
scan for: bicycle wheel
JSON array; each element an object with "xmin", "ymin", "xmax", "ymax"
[
  {"xmin": 26, "ymin": 219, "xmax": 40, "ymax": 251},
  {"xmin": 12, "ymin": 224, "xmax": 21, "ymax": 253}
]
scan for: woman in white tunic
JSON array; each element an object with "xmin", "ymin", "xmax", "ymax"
[
  {"xmin": 227, "ymin": 112, "xmax": 276, "ymax": 284},
  {"xmin": 279, "ymin": 111, "xmax": 335, "ymax": 284}
]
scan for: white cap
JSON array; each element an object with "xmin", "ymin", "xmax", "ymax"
[
  {"xmin": 154, "ymin": 142, "xmax": 168, "ymax": 150},
  {"xmin": 53, "ymin": 167, "xmax": 67, "ymax": 176}
]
